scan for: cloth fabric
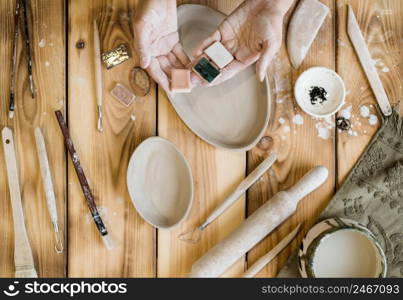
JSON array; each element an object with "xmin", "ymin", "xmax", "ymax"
[{"xmin": 278, "ymin": 110, "xmax": 403, "ymax": 278}]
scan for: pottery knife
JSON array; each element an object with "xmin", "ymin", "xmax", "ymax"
[
  {"xmin": 242, "ymin": 224, "xmax": 302, "ymax": 278},
  {"xmin": 347, "ymin": 5, "xmax": 392, "ymax": 117}
]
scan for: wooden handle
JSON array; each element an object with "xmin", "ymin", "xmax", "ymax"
[
  {"xmin": 2, "ymin": 127, "xmax": 37, "ymax": 278},
  {"xmin": 286, "ymin": 166, "xmax": 328, "ymax": 201},
  {"xmin": 242, "ymin": 224, "xmax": 301, "ymax": 278},
  {"xmin": 203, "ymin": 152, "xmax": 277, "ymax": 226},
  {"xmin": 93, "ymin": 20, "xmax": 103, "ymax": 107},
  {"xmin": 34, "ymin": 127, "xmax": 59, "ymax": 225}
]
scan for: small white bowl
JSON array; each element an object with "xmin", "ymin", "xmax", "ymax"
[
  {"xmin": 294, "ymin": 67, "xmax": 345, "ymax": 118},
  {"xmin": 126, "ymin": 137, "xmax": 194, "ymax": 229},
  {"xmin": 298, "ymin": 218, "xmax": 387, "ymax": 278}
]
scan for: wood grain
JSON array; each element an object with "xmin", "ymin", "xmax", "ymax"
[
  {"xmin": 336, "ymin": 0, "xmax": 402, "ymax": 184},
  {"xmin": 157, "ymin": 0, "xmax": 246, "ymax": 278},
  {"xmin": 0, "ymin": 0, "xmax": 401, "ymax": 278},
  {"xmin": 0, "ymin": 0, "xmax": 66, "ymax": 277},
  {"xmin": 68, "ymin": 0, "xmax": 155, "ymax": 277},
  {"xmin": 246, "ymin": 0, "xmax": 336, "ymax": 277}
]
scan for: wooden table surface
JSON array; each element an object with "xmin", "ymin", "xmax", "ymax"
[{"xmin": 0, "ymin": 0, "xmax": 401, "ymax": 277}]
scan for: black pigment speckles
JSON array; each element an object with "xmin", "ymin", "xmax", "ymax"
[{"xmin": 309, "ymin": 86, "xmax": 328, "ymax": 105}]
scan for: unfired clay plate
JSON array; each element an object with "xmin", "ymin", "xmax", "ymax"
[
  {"xmin": 171, "ymin": 4, "xmax": 271, "ymax": 151},
  {"xmin": 127, "ymin": 137, "xmax": 193, "ymax": 229}
]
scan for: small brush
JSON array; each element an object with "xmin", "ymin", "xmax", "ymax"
[{"xmin": 55, "ymin": 111, "xmax": 114, "ymax": 250}]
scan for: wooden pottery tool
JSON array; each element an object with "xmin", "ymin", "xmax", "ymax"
[
  {"xmin": 2, "ymin": 127, "xmax": 38, "ymax": 278},
  {"xmin": 8, "ymin": 0, "xmax": 21, "ymax": 119},
  {"xmin": 34, "ymin": 127, "xmax": 63, "ymax": 254},
  {"xmin": 179, "ymin": 152, "xmax": 278, "ymax": 244},
  {"xmin": 242, "ymin": 223, "xmax": 301, "ymax": 278},
  {"xmin": 20, "ymin": 0, "xmax": 35, "ymax": 98},
  {"xmin": 287, "ymin": 0, "xmax": 329, "ymax": 69},
  {"xmin": 347, "ymin": 5, "xmax": 392, "ymax": 117},
  {"xmin": 55, "ymin": 111, "xmax": 114, "ymax": 250},
  {"xmin": 190, "ymin": 166, "xmax": 328, "ymax": 277},
  {"xmin": 93, "ymin": 20, "xmax": 104, "ymax": 132}
]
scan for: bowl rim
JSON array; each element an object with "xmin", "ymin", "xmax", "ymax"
[
  {"xmin": 294, "ymin": 66, "xmax": 346, "ymax": 118},
  {"xmin": 298, "ymin": 218, "xmax": 387, "ymax": 278},
  {"xmin": 170, "ymin": 4, "xmax": 272, "ymax": 152},
  {"xmin": 126, "ymin": 136, "xmax": 194, "ymax": 229}
]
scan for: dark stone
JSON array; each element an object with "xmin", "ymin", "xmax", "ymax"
[{"xmin": 76, "ymin": 40, "xmax": 85, "ymax": 49}]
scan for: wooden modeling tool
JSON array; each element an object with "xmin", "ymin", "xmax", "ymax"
[
  {"xmin": 347, "ymin": 5, "xmax": 392, "ymax": 117},
  {"xmin": 2, "ymin": 127, "xmax": 38, "ymax": 278},
  {"xmin": 93, "ymin": 20, "xmax": 104, "ymax": 132},
  {"xmin": 55, "ymin": 111, "xmax": 114, "ymax": 250},
  {"xmin": 242, "ymin": 223, "xmax": 301, "ymax": 278},
  {"xmin": 9, "ymin": 0, "xmax": 21, "ymax": 119},
  {"xmin": 21, "ymin": 0, "xmax": 35, "ymax": 98},
  {"xmin": 190, "ymin": 166, "xmax": 328, "ymax": 277},
  {"xmin": 179, "ymin": 152, "xmax": 278, "ymax": 243},
  {"xmin": 34, "ymin": 128, "xmax": 63, "ymax": 253}
]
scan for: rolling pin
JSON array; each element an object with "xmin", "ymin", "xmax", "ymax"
[
  {"xmin": 190, "ymin": 166, "xmax": 328, "ymax": 278},
  {"xmin": 179, "ymin": 152, "xmax": 278, "ymax": 243}
]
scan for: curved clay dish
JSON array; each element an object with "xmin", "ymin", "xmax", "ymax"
[
  {"xmin": 127, "ymin": 137, "xmax": 193, "ymax": 229},
  {"xmin": 172, "ymin": 4, "xmax": 271, "ymax": 151}
]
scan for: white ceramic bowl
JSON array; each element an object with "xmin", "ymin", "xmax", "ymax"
[
  {"xmin": 171, "ymin": 4, "xmax": 271, "ymax": 151},
  {"xmin": 298, "ymin": 218, "xmax": 387, "ymax": 278},
  {"xmin": 126, "ymin": 137, "xmax": 193, "ymax": 229},
  {"xmin": 294, "ymin": 67, "xmax": 345, "ymax": 118}
]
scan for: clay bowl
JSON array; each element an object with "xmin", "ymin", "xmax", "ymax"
[
  {"xmin": 126, "ymin": 137, "xmax": 193, "ymax": 229},
  {"xmin": 298, "ymin": 218, "xmax": 387, "ymax": 278},
  {"xmin": 170, "ymin": 4, "xmax": 271, "ymax": 151}
]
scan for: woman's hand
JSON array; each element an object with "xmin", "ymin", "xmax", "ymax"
[
  {"xmin": 133, "ymin": 0, "xmax": 190, "ymax": 94},
  {"xmin": 193, "ymin": 0, "xmax": 294, "ymax": 85}
]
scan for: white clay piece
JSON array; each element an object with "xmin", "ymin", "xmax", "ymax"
[
  {"xmin": 287, "ymin": 0, "xmax": 329, "ymax": 69},
  {"xmin": 204, "ymin": 41, "xmax": 234, "ymax": 69}
]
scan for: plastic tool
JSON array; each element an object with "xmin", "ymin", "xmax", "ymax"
[{"xmin": 347, "ymin": 5, "xmax": 392, "ymax": 116}]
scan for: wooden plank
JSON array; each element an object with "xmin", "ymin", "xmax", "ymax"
[
  {"xmin": 0, "ymin": 0, "xmax": 66, "ymax": 277},
  {"xmin": 157, "ymin": 0, "xmax": 246, "ymax": 278},
  {"xmin": 68, "ymin": 0, "xmax": 156, "ymax": 277},
  {"xmin": 246, "ymin": 0, "xmax": 336, "ymax": 277},
  {"xmin": 336, "ymin": 0, "xmax": 402, "ymax": 184}
]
